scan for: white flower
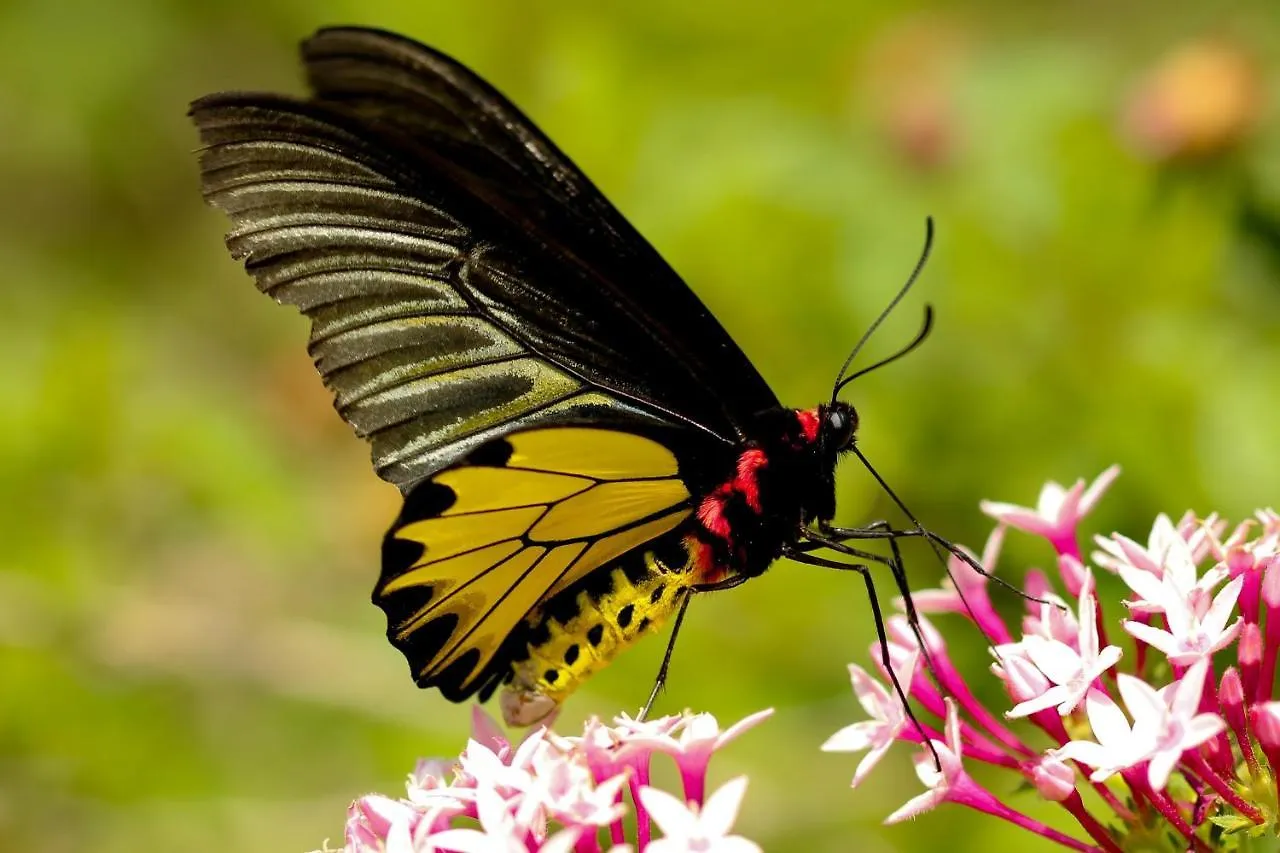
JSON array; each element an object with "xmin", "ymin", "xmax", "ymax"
[
  {"xmin": 1124, "ymin": 575, "xmax": 1243, "ymax": 666},
  {"xmin": 426, "ymin": 784, "xmax": 529, "ymax": 853},
  {"xmin": 1054, "ymin": 661, "xmax": 1226, "ymax": 791},
  {"xmin": 885, "ymin": 698, "xmax": 965, "ymax": 824},
  {"xmin": 981, "ymin": 466, "xmax": 1119, "ymax": 540},
  {"xmin": 1112, "ymin": 517, "xmax": 1230, "ymax": 618},
  {"xmin": 1053, "ymin": 689, "xmax": 1152, "ymax": 782},
  {"xmin": 822, "ymin": 650, "xmax": 919, "ymax": 787},
  {"xmin": 1094, "ymin": 513, "xmax": 1191, "ymax": 577},
  {"xmin": 1141, "ymin": 659, "xmax": 1227, "ymax": 789},
  {"xmin": 1005, "ymin": 579, "xmax": 1122, "ymax": 718},
  {"xmin": 640, "ymin": 776, "xmax": 761, "ymax": 853}
]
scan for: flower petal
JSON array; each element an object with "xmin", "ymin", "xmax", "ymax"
[
  {"xmin": 884, "ymin": 788, "xmax": 946, "ymax": 824},
  {"xmin": 852, "ymin": 742, "xmax": 894, "ymax": 788},
  {"xmin": 638, "ymin": 786, "xmax": 697, "ymax": 838},
  {"xmin": 700, "ymin": 776, "xmax": 749, "ymax": 838}
]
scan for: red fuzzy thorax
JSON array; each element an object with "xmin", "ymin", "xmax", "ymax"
[{"xmin": 689, "ymin": 408, "xmax": 823, "ymax": 583}]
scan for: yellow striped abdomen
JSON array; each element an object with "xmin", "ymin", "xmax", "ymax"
[{"xmin": 501, "ymin": 541, "xmax": 695, "ymax": 726}]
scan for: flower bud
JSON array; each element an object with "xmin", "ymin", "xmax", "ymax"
[{"xmin": 1029, "ymin": 756, "xmax": 1076, "ymax": 802}]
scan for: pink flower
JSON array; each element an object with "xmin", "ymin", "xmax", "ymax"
[
  {"xmin": 1053, "ymin": 687, "xmax": 1151, "ymax": 784},
  {"xmin": 1093, "ymin": 513, "xmax": 1202, "ymax": 578},
  {"xmin": 629, "ymin": 709, "xmax": 773, "ymax": 805},
  {"xmin": 904, "ymin": 528, "xmax": 1013, "ymax": 643},
  {"xmin": 1123, "ymin": 575, "xmax": 1243, "ymax": 666},
  {"xmin": 640, "ymin": 776, "xmax": 761, "ymax": 853},
  {"xmin": 1003, "ymin": 578, "xmax": 1122, "ymax": 718},
  {"xmin": 323, "ymin": 709, "xmax": 769, "ymax": 853},
  {"xmin": 345, "ymin": 794, "xmax": 421, "ymax": 852},
  {"xmin": 839, "ymin": 469, "xmax": 1279, "ymax": 851},
  {"xmin": 980, "ymin": 466, "xmax": 1119, "ymax": 553},
  {"xmin": 884, "ymin": 698, "xmax": 966, "ymax": 823},
  {"xmin": 1028, "ymin": 755, "xmax": 1076, "ymax": 802},
  {"xmin": 821, "ymin": 650, "xmax": 919, "ymax": 786},
  {"xmin": 906, "ymin": 526, "xmax": 1004, "ymax": 612},
  {"xmin": 1253, "ymin": 702, "xmax": 1280, "ymax": 747}
]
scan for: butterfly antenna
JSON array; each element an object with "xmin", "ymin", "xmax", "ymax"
[
  {"xmin": 833, "ymin": 305, "xmax": 934, "ymax": 399},
  {"xmin": 830, "ymin": 216, "xmax": 935, "ymax": 402}
]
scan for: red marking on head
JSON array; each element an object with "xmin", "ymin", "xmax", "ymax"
[{"xmin": 796, "ymin": 408, "xmax": 821, "ymax": 443}]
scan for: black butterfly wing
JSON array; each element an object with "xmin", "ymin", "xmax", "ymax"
[
  {"xmin": 299, "ymin": 27, "xmax": 780, "ymax": 441},
  {"xmin": 189, "ymin": 27, "xmax": 778, "ymax": 703}
]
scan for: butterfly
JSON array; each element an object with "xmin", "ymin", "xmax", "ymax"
[{"xmin": 190, "ymin": 25, "xmax": 957, "ymax": 727}]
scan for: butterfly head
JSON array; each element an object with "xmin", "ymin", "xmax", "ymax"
[{"xmin": 820, "ymin": 400, "xmax": 859, "ymax": 454}]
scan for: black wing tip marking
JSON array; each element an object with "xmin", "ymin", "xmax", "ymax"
[
  {"xmin": 374, "ymin": 457, "xmax": 526, "ymax": 703},
  {"xmin": 398, "ymin": 480, "xmax": 459, "ymax": 525}
]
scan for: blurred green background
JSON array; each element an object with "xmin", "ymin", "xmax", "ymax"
[{"xmin": 3, "ymin": 1, "xmax": 1279, "ymax": 850}]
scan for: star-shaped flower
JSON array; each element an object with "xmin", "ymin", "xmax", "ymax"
[
  {"xmin": 1005, "ymin": 579, "xmax": 1122, "ymax": 718},
  {"xmin": 1141, "ymin": 659, "xmax": 1226, "ymax": 789},
  {"xmin": 1054, "ymin": 661, "xmax": 1225, "ymax": 791},
  {"xmin": 427, "ymin": 783, "xmax": 581, "ymax": 853},
  {"xmin": 822, "ymin": 649, "xmax": 920, "ymax": 786},
  {"xmin": 640, "ymin": 776, "xmax": 761, "ymax": 853},
  {"xmin": 1052, "ymin": 688, "xmax": 1153, "ymax": 783},
  {"xmin": 885, "ymin": 698, "xmax": 966, "ymax": 823},
  {"xmin": 629, "ymin": 709, "xmax": 773, "ymax": 805},
  {"xmin": 981, "ymin": 466, "xmax": 1119, "ymax": 549},
  {"xmin": 1124, "ymin": 575, "xmax": 1243, "ymax": 666}
]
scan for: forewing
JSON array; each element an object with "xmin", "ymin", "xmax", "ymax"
[
  {"xmin": 300, "ymin": 27, "xmax": 781, "ymax": 438},
  {"xmin": 377, "ymin": 427, "xmax": 693, "ymax": 700},
  {"xmin": 191, "ymin": 95, "xmax": 676, "ymax": 488}
]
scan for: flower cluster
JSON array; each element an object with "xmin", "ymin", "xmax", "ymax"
[
  {"xmin": 826, "ymin": 467, "xmax": 1280, "ymax": 851},
  {"xmin": 330, "ymin": 707, "xmax": 772, "ymax": 852}
]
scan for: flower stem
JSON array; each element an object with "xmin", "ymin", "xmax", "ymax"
[
  {"xmin": 627, "ymin": 758, "xmax": 652, "ymax": 851},
  {"xmin": 1185, "ymin": 752, "xmax": 1265, "ymax": 823},
  {"xmin": 1125, "ymin": 772, "xmax": 1211, "ymax": 852},
  {"xmin": 957, "ymin": 777, "xmax": 1102, "ymax": 852},
  {"xmin": 1058, "ymin": 792, "xmax": 1124, "ymax": 853}
]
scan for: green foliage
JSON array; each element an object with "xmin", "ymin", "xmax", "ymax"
[{"xmin": 2, "ymin": 1, "xmax": 1278, "ymax": 850}]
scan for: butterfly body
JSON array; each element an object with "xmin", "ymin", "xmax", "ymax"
[
  {"xmin": 191, "ymin": 27, "xmax": 865, "ymax": 726},
  {"xmin": 503, "ymin": 534, "xmax": 697, "ymax": 725},
  {"xmin": 503, "ymin": 404, "xmax": 858, "ymax": 724}
]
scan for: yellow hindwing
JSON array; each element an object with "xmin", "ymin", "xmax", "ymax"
[{"xmin": 375, "ymin": 427, "xmax": 692, "ymax": 695}]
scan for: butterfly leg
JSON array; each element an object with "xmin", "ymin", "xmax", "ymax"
[
  {"xmin": 802, "ymin": 528, "xmax": 939, "ymax": 687},
  {"xmin": 820, "ymin": 521, "xmax": 1054, "ymax": 607},
  {"xmin": 637, "ymin": 575, "xmax": 749, "ymax": 721},
  {"xmin": 783, "ymin": 547, "xmax": 942, "ymax": 769}
]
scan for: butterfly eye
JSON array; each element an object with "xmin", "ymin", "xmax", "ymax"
[{"xmin": 825, "ymin": 405, "xmax": 858, "ymax": 450}]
